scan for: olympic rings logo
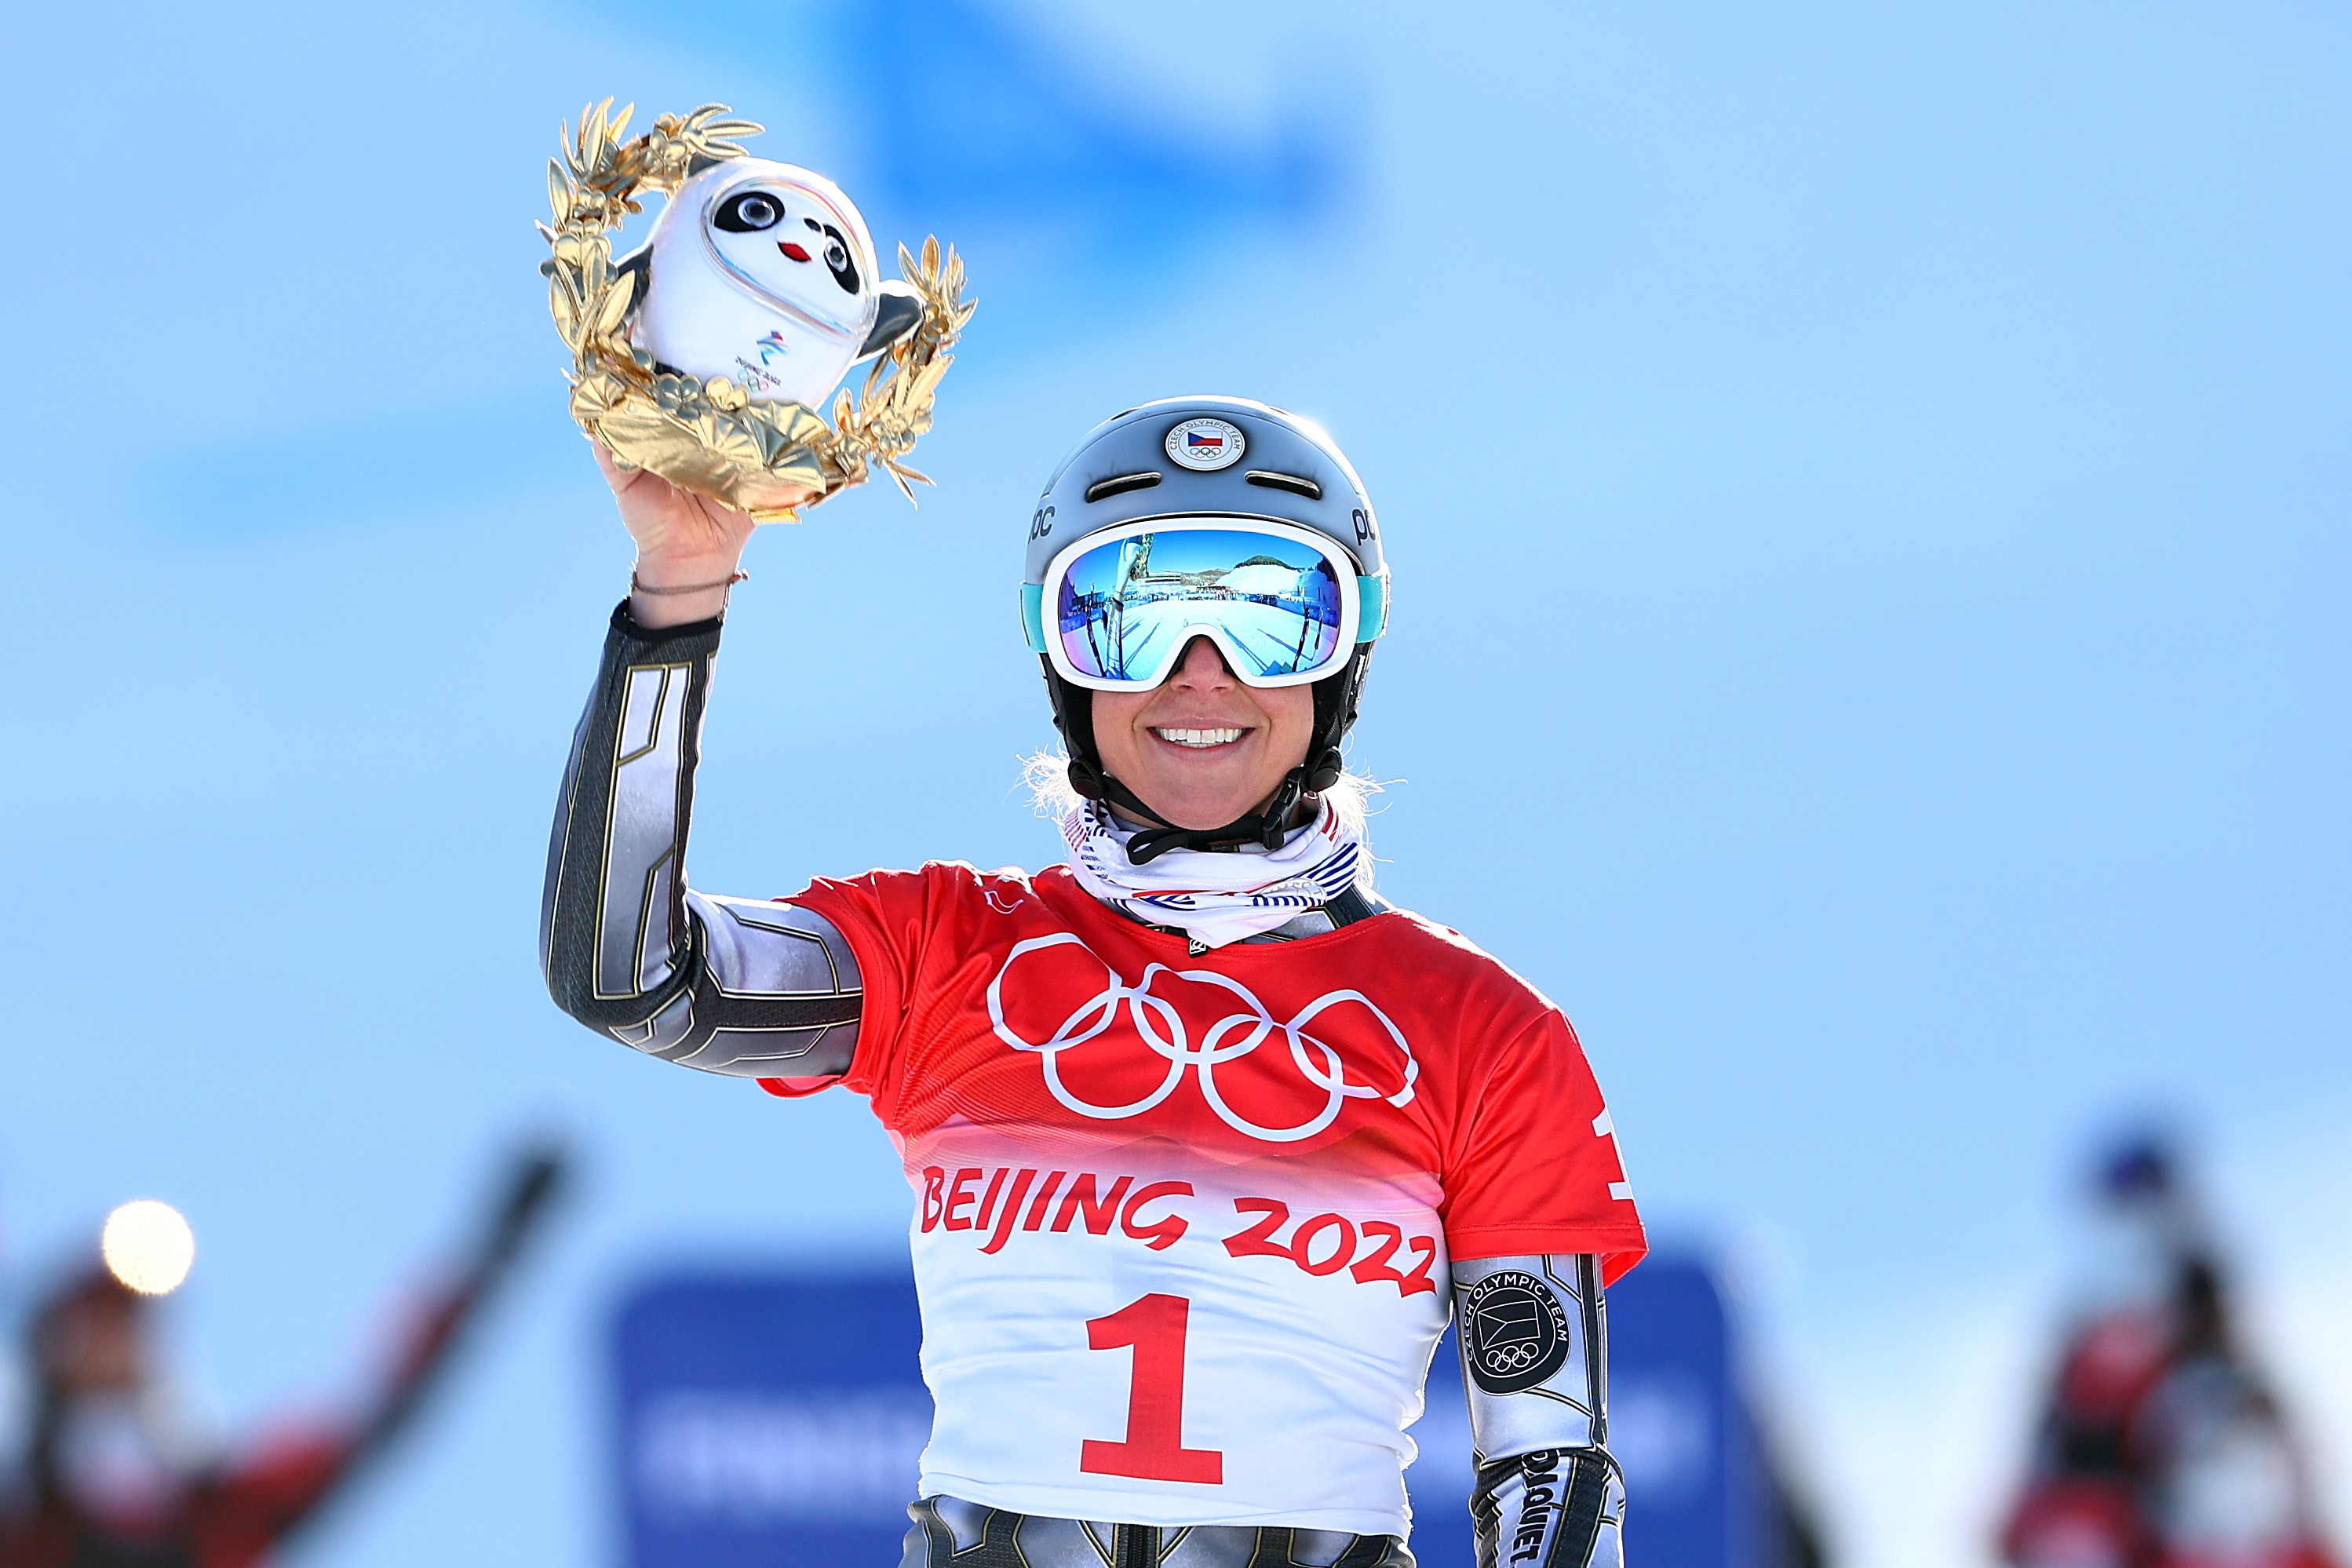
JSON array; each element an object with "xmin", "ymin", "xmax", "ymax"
[
  {"xmin": 985, "ymin": 934, "xmax": 1420, "ymax": 1143},
  {"xmin": 1482, "ymin": 1340, "xmax": 1544, "ymax": 1372}
]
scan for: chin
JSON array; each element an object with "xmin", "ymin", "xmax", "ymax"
[
  {"xmin": 1132, "ymin": 785, "xmax": 1266, "ymax": 830},
  {"xmin": 1159, "ymin": 808, "xmax": 1249, "ymax": 831}
]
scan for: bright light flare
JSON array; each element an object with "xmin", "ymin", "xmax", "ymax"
[{"xmin": 101, "ymin": 1200, "xmax": 195, "ymax": 1295}]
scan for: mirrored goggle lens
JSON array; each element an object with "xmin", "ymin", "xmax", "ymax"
[{"xmin": 1055, "ymin": 529, "xmax": 1348, "ymax": 685}]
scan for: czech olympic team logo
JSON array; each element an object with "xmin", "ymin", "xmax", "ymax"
[
  {"xmin": 985, "ymin": 933, "xmax": 1418, "ymax": 1143},
  {"xmin": 1163, "ymin": 417, "xmax": 1246, "ymax": 472},
  {"xmin": 1462, "ymin": 1269, "xmax": 1574, "ymax": 1395}
]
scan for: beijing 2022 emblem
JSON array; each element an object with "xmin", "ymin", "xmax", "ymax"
[{"xmin": 1462, "ymin": 1270, "xmax": 1573, "ymax": 1394}]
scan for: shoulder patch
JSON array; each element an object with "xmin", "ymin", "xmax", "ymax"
[{"xmin": 1463, "ymin": 1269, "xmax": 1573, "ymax": 1394}]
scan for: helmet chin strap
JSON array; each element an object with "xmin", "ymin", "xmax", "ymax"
[
  {"xmin": 1077, "ymin": 757, "xmax": 1315, "ymax": 865},
  {"xmin": 1041, "ymin": 649, "xmax": 1369, "ymax": 867}
]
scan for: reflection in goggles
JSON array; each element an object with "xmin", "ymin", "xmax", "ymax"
[{"xmin": 1056, "ymin": 530, "xmax": 1346, "ymax": 684}]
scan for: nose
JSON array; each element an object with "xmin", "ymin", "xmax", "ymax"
[{"xmin": 1165, "ymin": 636, "xmax": 1236, "ymax": 690}]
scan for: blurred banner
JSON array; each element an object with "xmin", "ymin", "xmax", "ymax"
[
  {"xmin": 614, "ymin": 1271, "xmax": 932, "ymax": 1568},
  {"xmin": 611, "ymin": 1257, "xmax": 1810, "ymax": 1568}
]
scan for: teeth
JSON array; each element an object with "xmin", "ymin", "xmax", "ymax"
[{"xmin": 1154, "ymin": 727, "xmax": 1244, "ymax": 749}]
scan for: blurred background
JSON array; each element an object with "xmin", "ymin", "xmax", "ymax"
[{"xmin": 2, "ymin": 1, "xmax": 2346, "ymax": 1565}]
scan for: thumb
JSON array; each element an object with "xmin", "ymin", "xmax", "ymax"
[{"xmin": 592, "ymin": 443, "xmax": 642, "ymax": 494}]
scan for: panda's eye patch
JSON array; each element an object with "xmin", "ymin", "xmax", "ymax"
[
  {"xmin": 819, "ymin": 222, "xmax": 862, "ymax": 294},
  {"xmin": 713, "ymin": 192, "xmax": 783, "ymax": 232}
]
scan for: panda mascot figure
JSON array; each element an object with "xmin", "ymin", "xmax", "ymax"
[
  {"xmin": 542, "ymin": 100, "xmax": 968, "ymax": 519},
  {"xmin": 625, "ymin": 158, "xmax": 927, "ymax": 410}
]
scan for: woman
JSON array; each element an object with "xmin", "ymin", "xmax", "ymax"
[{"xmin": 543, "ymin": 396, "xmax": 1646, "ymax": 1568}]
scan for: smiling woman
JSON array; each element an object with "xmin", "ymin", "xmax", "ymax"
[{"xmin": 542, "ymin": 396, "xmax": 1646, "ymax": 1568}]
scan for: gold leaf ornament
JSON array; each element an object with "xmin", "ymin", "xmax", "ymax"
[{"xmin": 541, "ymin": 100, "xmax": 975, "ymax": 522}]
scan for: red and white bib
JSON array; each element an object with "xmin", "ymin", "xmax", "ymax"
[{"xmin": 780, "ymin": 862, "xmax": 1645, "ymax": 1537}]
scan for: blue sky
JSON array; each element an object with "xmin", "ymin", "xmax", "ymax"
[{"xmin": 2, "ymin": 3, "xmax": 2347, "ymax": 1565}]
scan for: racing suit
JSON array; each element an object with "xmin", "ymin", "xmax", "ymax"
[{"xmin": 543, "ymin": 605, "xmax": 1648, "ymax": 1568}]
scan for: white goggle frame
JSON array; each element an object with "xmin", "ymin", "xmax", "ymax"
[{"xmin": 1022, "ymin": 516, "xmax": 1388, "ymax": 693}]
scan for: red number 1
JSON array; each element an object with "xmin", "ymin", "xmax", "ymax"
[{"xmin": 1079, "ymin": 1293, "xmax": 1223, "ymax": 1484}]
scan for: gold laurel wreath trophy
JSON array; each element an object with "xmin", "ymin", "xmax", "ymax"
[{"xmin": 541, "ymin": 100, "xmax": 974, "ymax": 520}]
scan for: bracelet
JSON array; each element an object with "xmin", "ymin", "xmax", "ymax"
[{"xmin": 631, "ymin": 569, "xmax": 748, "ymax": 596}]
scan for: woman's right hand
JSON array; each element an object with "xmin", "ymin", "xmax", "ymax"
[{"xmin": 596, "ymin": 445, "xmax": 788, "ymax": 627}]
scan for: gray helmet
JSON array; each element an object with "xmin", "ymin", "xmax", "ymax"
[
  {"xmin": 1023, "ymin": 396, "xmax": 1386, "ymax": 585},
  {"xmin": 1020, "ymin": 396, "xmax": 1389, "ymax": 858}
]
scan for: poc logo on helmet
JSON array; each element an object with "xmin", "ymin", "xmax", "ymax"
[{"xmin": 1165, "ymin": 418, "xmax": 1246, "ymax": 472}]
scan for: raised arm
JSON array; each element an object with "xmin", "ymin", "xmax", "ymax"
[
  {"xmin": 1453, "ymin": 1254, "xmax": 1625, "ymax": 1568},
  {"xmin": 539, "ymin": 451, "xmax": 862, "ymax": 1079}
]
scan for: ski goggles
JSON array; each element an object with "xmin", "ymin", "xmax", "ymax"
[{"xmin": 1023, "ymin": 518, "xmax": 1387, "ymax": 692}]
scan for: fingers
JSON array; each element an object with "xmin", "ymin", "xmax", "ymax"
[
  {"xmin": 721, "ymin": 483, "xmax": 819, "ymax": 528},
  {"xmin": 692, "ymin": 490, "xmax": 760, "ymax": 537},
  {"xmin": 595, "ymin": 441, "xmax": 777, "ymax": 552},
  {"xmin": 592, "ymin": 442, "xmax": 643, "ymax": 498}
]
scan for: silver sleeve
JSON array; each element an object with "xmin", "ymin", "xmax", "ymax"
[
  {"xmin": 1453, "ymin": 1254, "xmax": 1625, "ymax": 1568},
  {"xmin": 540, "ymin": 603, "xmax": 862, "ymax": 1078}
]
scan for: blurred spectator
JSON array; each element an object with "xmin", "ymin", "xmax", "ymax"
[
  {"xmin": 0, "ymin": 1146, "xmax": 564, "ymax": 1568},
  {"xmin": 2001, "ymin": 1132, "xmax": 2336, "ymax": 1568}
]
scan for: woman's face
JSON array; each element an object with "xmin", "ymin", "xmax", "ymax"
[{"xmin": 1091, "ymin": 636, "xmax": 1315, "ymax": 830}]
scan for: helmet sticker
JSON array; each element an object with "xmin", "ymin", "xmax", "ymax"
[{"xmin": 1165, "ymin": 418, "xmax": 1246, "ymax": 472}]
